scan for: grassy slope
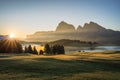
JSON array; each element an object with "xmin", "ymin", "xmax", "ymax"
[
  {"xmin": 49, "ymin": 39, "xmax": 96, "ymax": 47},
  {"xmin": 0, "ymin": 51, "xmax": 120, "ymax": 80}
]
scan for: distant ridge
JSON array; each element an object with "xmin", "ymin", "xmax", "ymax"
[
  {"xmin": 49, "ymin": 39, "xmax": 98, "ymax": 47},
  {"xmin": 26, "ymin": 21, "xmax": 120, "ymax": 45}
]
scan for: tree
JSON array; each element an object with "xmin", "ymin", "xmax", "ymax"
[
  {"xmin": 24, "ymin": 46, "xmax": 28, "ymax": 53},
  {"xmin": 44, "ymin": 44, "xmax": 51, "ymax": 54},
  {"xmin": 39, "ymin": 50, "xmax": 44, "ymax": 55},
  {"xmin": 0, "ymin": 39, "xmax": 23, "ymax": 53},
  {"xmin": 33, "ymin": 46, "xmax": 38, "ymax": 55},
  {"xmin": 16, "ymin": 40, "xmax": 23, "ymax": 53},
  {"xmin": 57, "ymin": 45, "xmax": 65, "ymax": 54},
  {"xmin": 61, "ymin": 45, "xmax": 65, "ymax": 54},
  {"xmin": 51, "ymin": 45, "xmax": 65, "ymax": 55},
  {"xmin": 43, "ymin": 44, "xmax": 65, "ymax": 55},
  {"xmin": 57, "ymin": 45, "xmax": 61, "ymax": 54},
  {"xmin": 28, "ymin": 45, "xmax": 33, "ymax": 53},
  {"xmin": 51, "ymin": 45, "xmax": 57, "ymax": 54},
  {"xmin": 88, "ymin": 41, "xmax": 93, "ymax": 46}
]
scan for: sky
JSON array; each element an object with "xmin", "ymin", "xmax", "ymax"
[{"xmin": 0, "ymin": 0, "xmax": 120, "ymax": 38}]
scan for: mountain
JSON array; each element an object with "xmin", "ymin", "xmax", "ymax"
[
  {"xmin": 56, "ymin": 21, "xmax": 75, "ymax": 32},
  {"xmin": 26, "ymin": 21, "xmax": 120, "ymax": 45},
  {"xmin": 82, "ymin": 22, "xmax": 106, "ymax": 31},
  {"xmin": 56, "ymin": 21, "xmax": 106, "ymax": 32},
  {"xmin": 76, "ymin": 21, "xmax": 106, "ymax": 32},
  {"xmin": 77, "ymin": 25, "xmax": 82, "ymax": 31}
]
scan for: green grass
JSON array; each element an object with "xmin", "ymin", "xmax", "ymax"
[{"xmin": 0, "ymin": 52, "xmax": 120, "ymax": 80}]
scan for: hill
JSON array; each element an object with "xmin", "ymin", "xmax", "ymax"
[{"xmin": 49, "ymin": 39, "xmax": 98, "ymax": 47}]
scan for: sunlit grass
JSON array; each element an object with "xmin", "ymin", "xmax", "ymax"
[{"xmin": 0, "ymin": 51, "xmax": 120, "ymax": 80}]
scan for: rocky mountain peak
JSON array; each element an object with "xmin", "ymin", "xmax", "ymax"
[
  {"xmin": 83, "ymin": 21, "xmax": 106, "ymax": 31},
  {"xmin": 77, "ymin": 25, "xmax": 82, "ymax": 30},
  {"xmin": 56, "ymin": 21, "xmax": 75, "ymax": 32}
]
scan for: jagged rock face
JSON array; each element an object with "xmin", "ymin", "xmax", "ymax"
[
  {"xmin": 26, "ymin": 21, "xmax": 120, "ymax": 44},
  {"xmin": 83, "ymin": 22, "xmax": 106, "ymax": 31},
  {"xmin": 56, "ymin": 21, "xmax": 75, "ymax": 32},
  {"xmin": 77, "ymin": 25, "xmax": 82, "ymax": 31}
]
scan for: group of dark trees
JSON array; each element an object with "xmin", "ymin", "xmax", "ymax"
[
  {"xmin": 24, "ymin": 45, "xmax": 44, "ymax": 55},
  {"xmin": 44, "ymin": 44, "xmax": 65, "ymax": 55},
  {"xmin": 0, "ymin": 39, "xmax": 65, "ymax": 55},
  {"xmin": 0, "ymin": 39, "xmax": 23, "ymax": 53},
  {"xmin": 49, "ymin": 39, "xmax": 98, "ymax": 47},
  {"xmin": 24, "ymin": 45, "xmax": 39, "ymax": 55},
  {"xmin": 24, "ymin": 44, "xmax": 65, "ymax": 55}
]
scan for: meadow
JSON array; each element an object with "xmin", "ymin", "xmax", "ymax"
[{"xmin": 0, "ymin": 51, "xmax": 120, "ymax": 80}]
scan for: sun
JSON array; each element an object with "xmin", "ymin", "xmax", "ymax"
[{"xmin": 9, "ymin": 32, "xmax": 15, "ymax": 38}]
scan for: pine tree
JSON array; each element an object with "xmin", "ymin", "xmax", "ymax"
[
  {"xmin": 44, "ymin": 44, "xmax": 51, "ymax": 54},
  {"xmin": 61, "ymin": 45, "xmax": 65, "ymax": 54},
  {"xmin": 51, "ymin": 45, "xmax": 56, "ymax": 54},
  {"xmin": 51, "ymin": 45, "xmax": 65, "ymax": 54},
  {"xmin": 28, "ymin": 45, "xmax": 33, "ymax": 53},
  {"xmin": 16, "ymin": 41, "xmax": 23, "ymax": 53},
  {"xmin": 24, "ymin": 46, "xmax": 28, "ymax": 53},
  {"xmin": 33, "ymin": 46, "xmax": 38, "ymax": 55},
  {"xmin": 39, "ymin": 50, "xmax": 44, "ymax": 55}
]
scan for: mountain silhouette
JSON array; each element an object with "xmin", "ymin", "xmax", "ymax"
[
  {"xmin": 56, "ymin": 21, "xmax": 75, "ymax": 32},
  {"xmin": 26, "ymin": 21, "xmax": 120, "ymax": 45},
  {"xmin": 77, "ymin": 25, "xmax": 82, "ymax": 31},
  {"xmin": 81, "ymin": 22, "xmax": 106, "ymax": 32}
]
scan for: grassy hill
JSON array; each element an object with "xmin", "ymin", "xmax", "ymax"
[
  {"xmin": 49, "ymin": 39, "xmax": 98, "ymax": 47},
  {"xmin": 0, "ymin": 51, "xmax": 120, "ymax": 80}
]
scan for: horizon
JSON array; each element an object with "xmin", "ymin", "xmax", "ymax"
[{"xmin": 0, "ymin": 0, "xmax": 120, "ymax": 38}]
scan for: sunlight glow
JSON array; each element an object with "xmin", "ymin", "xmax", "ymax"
[{"xmin": 9, "ymin": 32, "xmax": 15, "ymax": 38}]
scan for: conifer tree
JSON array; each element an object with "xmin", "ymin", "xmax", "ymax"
[
  {"xmin": 28, "ymin": 45, "xmax": 33, "ymax": 53},
  {"xmin": 61, "ymin": 45, "xmax": 65, "ymax": 54},
  {"xmin": 24, "ymin": 46, "xmax": 28, "ymax": 53},
  {"xmin": 33, "ymin": 46, "xmax": 38, "ymax": 54},
  {"xmin": 44, "ymin": 44, "xmax": 51, "ymax": 54},
  {"xmin": 39, "ymin": 50, "xmax": 44, "ymax": 55}
]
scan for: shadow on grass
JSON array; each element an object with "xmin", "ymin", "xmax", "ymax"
[
  {"xmin": 0, "ymin": 57, "xmax": 120, "ymax": 78},
  {"xmin": 34, "ymin": 58, "xmax": 120, "ymax": 72},
  {"xmin": 103, "ymin": 51, "xmax": 120, "ymax": 54},
  {"xmin": 0, "ymin": 56, "xmax": 10, "ymax": 58}
]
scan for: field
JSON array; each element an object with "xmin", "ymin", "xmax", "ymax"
[{"xmin": 0, "ymin": 51, "xmax": 120, "ymax": 80}]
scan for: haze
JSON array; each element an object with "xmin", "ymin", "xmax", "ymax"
[{"xmin": 0, "ymin": 0, "xmax": 120, "ymax": 38}]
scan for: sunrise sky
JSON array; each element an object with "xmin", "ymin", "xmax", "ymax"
[{"xmin": 0, "ymin": 0, "xmax": 120, "ymax": 38}]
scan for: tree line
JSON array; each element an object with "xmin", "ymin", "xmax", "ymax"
[
  {"xmin": 24, "ymin": 44, "xmax": 65, "ymax": 55},
  {"xmin": 0, "ymin": 39, "xmax": 65, "ymax": 54},
  {"xmin": 24, "ymin": 45, "xmax": 39, "ymax": 55},
  {"xmin": 0, "ymin": 39, "xmax": 23, "ymax": 53},
  {"xmin": 44, "ymin": 44, "xmax": 65, "ymax": 55}
]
